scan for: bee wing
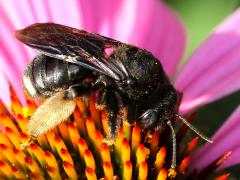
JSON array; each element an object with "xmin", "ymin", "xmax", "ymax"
[
  {"xmin": 27, "ymin": 91, "xmax": 76, "ymax": 139},
  {"xmin": 15, "ymin": 23, "xmax": 128, "ymax": 81}
]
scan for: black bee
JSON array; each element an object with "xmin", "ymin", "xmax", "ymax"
[{"xmin": 16, "ymin": 23, "xmax": 212, "ymax": 170}]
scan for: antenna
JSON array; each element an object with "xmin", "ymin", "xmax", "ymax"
[{"xmin": 175, "ymin": 114, "xmax": 213, "ymax": 143}]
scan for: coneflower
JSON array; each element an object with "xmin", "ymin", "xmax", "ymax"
[
  {"xmin": 0, "ymin": 86, "xmax": 233, "ymax": 179},
  {"xmin": 0, "ymin": 0, "xmax": 240, "ymax": 179}
]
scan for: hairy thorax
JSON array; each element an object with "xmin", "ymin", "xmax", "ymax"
[{"xmin": 109, "ymin": 45, "xmax": 169, "ymax": 101}]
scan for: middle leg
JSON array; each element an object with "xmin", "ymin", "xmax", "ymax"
[{"xmin": 98, "ymin": 89, "xmax": 121, "ymax": 144}]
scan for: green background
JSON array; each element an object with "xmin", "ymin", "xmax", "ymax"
[{"xmin": 165, "ymin": 0, "xmax": 240, "ymax": 178}]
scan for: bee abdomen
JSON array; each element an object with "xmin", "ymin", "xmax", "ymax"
[
  {"xmin": 23, "ymin": 55, "xmax": 86, "ymax": 98},
  {"xmin": 22, "ymin": 61, "xmax": 39, "ymax": 98}
]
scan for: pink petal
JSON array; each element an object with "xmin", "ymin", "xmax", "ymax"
[
  {"xmin": 189, "ymin": 106, "xmax": 240, "ymax": 172},
  {"xmin": 78, "ymin": 0, "xmax": 123, "ymax": 36},
  {"xmin": 0, "ymin": 72, "xmax": 10, "ymax": 105},
  {"xmin": 219, "ymin": 147, "xmax": 240, "ymax": 170},
  {"xmin": 140, "ymin": 1, "xmax": 186, "ymax": 77},
  {"xmin": 1, "ymin": 1, "xmax": 35, "ymax": 28},
  {"xmin": 114, "ymin": 0, "xmax": 186, "ymax": 77},
  {"xmin": 41, "ymin": 0, "xmax": 82, "ymax": 28},
  {"xmin": 175, "ymin": 9, "xmax": 240, "ymax": 114},
  {"xmin": 0, "ymin": 0, "xmax": 85, "ymax": 104},
  {"xmin": 0, "ymin": 3, "xmax": 36, "ymax": 103}
]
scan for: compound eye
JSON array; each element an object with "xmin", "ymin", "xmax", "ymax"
[{"xmin": 127, "ymin": 77, "xmax": 137, "ymax": 87}]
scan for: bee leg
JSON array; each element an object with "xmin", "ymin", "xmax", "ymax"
[
  {"xmin": 20, "ymin": 134, "xmax": 37, "ymax": 149},
  {"xmin": 103, "ymin": 90, "xmax": 120, "ymax": 144},
  {"xmin": 93, "ymin": 77, "xmax": 109, "ymax": 109},
  {"xmin": 65, "ymin": 83, "xmax": 93, "ymax": 99},
  {"xmin": 126, "ymin": 101, "xmax": 141, "ymax": 125},
  {"xmin": 95, "ymin": 88, "xmax": 107, "ymax": 110},
  {"xmin": 26, "ymin": 91, "xmax": 76, "ymax": 148}
]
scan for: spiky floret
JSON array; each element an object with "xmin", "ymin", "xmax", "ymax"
[{"xmin": 0, "ymin": 86, "xmax": 232, "ymax": 179}]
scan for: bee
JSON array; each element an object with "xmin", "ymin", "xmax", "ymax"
[{"xmin": 16, "ymin": 23, "xmax": 212, "ymax": 170}]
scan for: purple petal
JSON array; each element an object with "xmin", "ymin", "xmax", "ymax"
[
  {"xmin": 189, "ymin": 106, "xmax": 240, "ymax": 172},
  {"xmin": 175, "ymin": 9, "xmax": 240, "ymax": 114}
]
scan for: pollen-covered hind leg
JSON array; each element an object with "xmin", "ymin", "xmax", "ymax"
[
  {"xmin": 24, "ymin": 91, "xmax": 76, "ymax": 149},
  {"xmin": 24, "ymin": 84, "xmax": 92, "ymax": 149}
]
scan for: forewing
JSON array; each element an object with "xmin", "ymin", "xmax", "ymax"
[
  {"xmin": 15, "ymin": 23, "xmax": 121, "ymax": 57},
  {"xmin": 27, "ymin": 91, "xmax": 76, "ymax": 138},
  {"xmin": 15, "ymin": 23, "xmax": 127, "ymax": 80}
]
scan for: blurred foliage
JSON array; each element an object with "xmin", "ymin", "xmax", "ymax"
[{"xmin": 165, "ymin": 0, "xmax": 240, "ymax": 178}]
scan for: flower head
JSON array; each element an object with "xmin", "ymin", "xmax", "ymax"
[{"xmin": 0, "ymin": 87, "xmax": 235, "ymax": 179}]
